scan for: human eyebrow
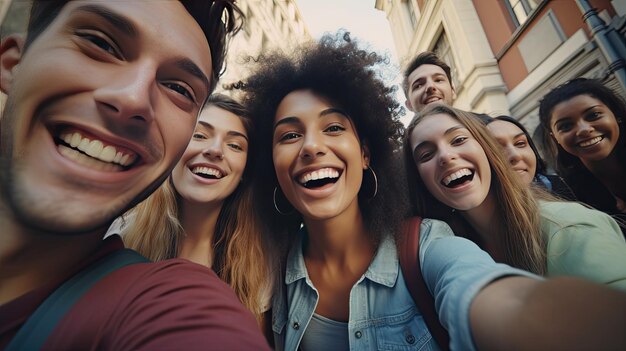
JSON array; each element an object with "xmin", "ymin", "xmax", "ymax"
[
  {"xmin": 273, "ymin": 116, "xmax": 300, "ymax": 129},
  {"xmin": 444, "ymin": 125, "xmax": 465, "ymax": 135},
  {"xmin": 411, "ymin": 77, "xmax": 425, "ymax": 87},
  {"xmin": 227, "ymin": 131, "xmax": 249, "ymax": 142},
  {"xmin": 413, "ymin": 125, "xmax": 465, "ymax": 151},
  {"xmin": 320, "ymin": 108, "xmax": 350, "ymax": 119},
  {"xmin": 197, "ymin": 121, "xmax": 215, "ymax": 132},
  {"xmin": 552, "ymin": 117, "xmax": 570, "ymax": 128},
  {"xmin": 198, "ymin": 121, "xmax": 248, "ymax": 141},
  {"xmin": 175, "ymin": 58, "xmax": 210, "ymax": 96},
  {"xmin": 72, "ymin": 5, "xmax": 137, "ymax": 37}
]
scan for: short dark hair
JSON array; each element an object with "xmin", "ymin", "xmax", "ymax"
[
  {"xmin": 538, "ymin": 78, "xmax": 626, "ymax": 175},
  {"xmin": 241, "ymin": 32, "xmax": 409, "ymax": 247},
  {"xmin": 402, "ymin": 51, "xmax": 453, "ymax": 95},
  {"xmin": 24, "ymin": 0, "xmax": 243, "ymax": 94}
]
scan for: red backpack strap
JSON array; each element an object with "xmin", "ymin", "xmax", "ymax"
[{"xmin": 398, "ymin": 217, "xmax": 450, "ymax": 350}]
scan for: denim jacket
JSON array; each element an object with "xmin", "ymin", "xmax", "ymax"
[{"xmin": 272, "ymin": 218, "xmax": 537, "ymax": 351}]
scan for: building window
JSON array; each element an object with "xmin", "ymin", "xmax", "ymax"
[
  {"xmin": 432, "ymin": 32, "xmax": 460, "ymax": 90},
  {"xmin": 505, "ymin": 0, "xmax": 539, "ymax": 27}
]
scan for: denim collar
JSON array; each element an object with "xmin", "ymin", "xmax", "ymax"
[{"xmin": 284, "ymin": 226, "xmax": 398, "ymax": 288}]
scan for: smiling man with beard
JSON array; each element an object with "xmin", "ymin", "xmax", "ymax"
[{"xmin": 0, "ymin": 1, "xmax": 269, "ymax": 349}]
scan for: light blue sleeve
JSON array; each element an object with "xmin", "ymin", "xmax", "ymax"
[{"xmin": 418, "ymin": 218, "xmax": 540, "ymax": 351}]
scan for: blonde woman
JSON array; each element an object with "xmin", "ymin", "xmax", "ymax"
[
  {"xmin": 405, "ymin": 104, "xmax": 626, "ymax": 289},
  {"xmin": 121, "ymin": 94, "xmax": 273, "ymax": 327}
]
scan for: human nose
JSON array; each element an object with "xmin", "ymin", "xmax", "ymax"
[
  {"xmin": 425, "ymin": 78, "xmax": 437, "ymax": 93},
  {"xmin": 299, "ymin": 131, "xmax": 326, "ymax": 159},
  {"xmin": 575, "ymin": 120, "xmax": 594, "ymax": 136},
  {"xmin": 203, "ymin": 137, "xmax": 224, "ymax": 160},
  {"xmin": 438, "ymin": 146, "xmax": 457, "ymax": 166},
  {"xmin": 94, "ymin": 63, "xmax": 155, "ymax": 126},
  {"xmin": 505, "ymin": 145, "xmax": 521, "ymax": 165}
]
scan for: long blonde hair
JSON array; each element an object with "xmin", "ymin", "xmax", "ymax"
[
  {"xmin": 123, "ymin": 94, "xmax": 271, "ymax": 324},
  {"xmin": 404, "ymin": 104, "xmax": 547, "ymax": 275}
]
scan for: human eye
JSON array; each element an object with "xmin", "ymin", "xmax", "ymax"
[
  {"xmin": 514, "ymin": 139, "xmax": 528, "ymax": 148},
  {"xmin": 555, "ymin": 122, "xmax": 572, "ymax": 132},
  {"xmin": 227, "ymin": 142, "xmax": 244, "ymax": 151},
  {"xmin": 587, "ymin": 111, "xmax": 602, "ymax": 120},
  {"xmin": 192, "ymin": 132, "xmax": 207, "ymax": 140},
  {"xmin": 76, "ymin": 30, "xmax": 122, "ymax": 59},
  {"xmin": 418, "ymin": 151, "xmax": 434, "ymax": 163},
  {"xmin": 324, "ymin": 124, "xmax": 346, "ymax": 134},
  {"xmin": 451, "ymin": 135, "xmax": 468, "ymax": 145},
  {"xmin": 279, "ymin": 132, "xmax": 301, "ymax": 142},
  {"xmin": 162, "ymin": 82, "xmax": 196, "ymax": 103}
]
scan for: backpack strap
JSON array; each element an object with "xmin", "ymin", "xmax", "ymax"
[
  {"xmin": 6, "ymin": 248, "xmax": 149, "ymax": 351},
  {"xmin": 398, "ymin": 217, "xmax": 450, "ymax": 350}
]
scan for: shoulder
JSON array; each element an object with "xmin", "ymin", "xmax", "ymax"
[
  {"xmin": 539, "ymin": 201, "xmax": 617, "ymax": 228},
  {"xmin": 540, "ymin": 201, "xmax": 625, "ymax": 245},
  {"xmin": 418, "ymin": 218, "xmax": 455, "ymax": 249},
  {"xmin": 108, "ymin": 258, "xmax": 243, "ymax": 305},
  {"xmin": 79, "ymin": 259, "xmax": 267, "ymax": 349}
]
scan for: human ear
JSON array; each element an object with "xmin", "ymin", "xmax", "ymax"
[
  {"xmin": 0, "ymin": 34, "xmax": 25, "ymax": 94},
  {"xmin": 452, "ymin": 86, "xmax": 457, "ymax": 100},
  {"xmin": 405, "ymin": 99, "xmax": 415, "ymax": 112},
  {"xmin": 361, "ymin": 143, "xmax": 371, "ymax": 169}
]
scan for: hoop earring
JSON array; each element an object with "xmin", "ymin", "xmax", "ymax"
[
  {"xmin": 363, "ymin": 166, "xmax": 378, "ymax": 200},
  {"xmin": 273, "ymin": 187, "xmax": 294, "ymax": 215}
]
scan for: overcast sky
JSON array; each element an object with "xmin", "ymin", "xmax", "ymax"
[
  {"xmin": 296, "ymin": 0, "xmax": 397, "ymax": 59},
  {"xmin": 295, "ymin": 0, "xmax": 410, "ymax": 124}
]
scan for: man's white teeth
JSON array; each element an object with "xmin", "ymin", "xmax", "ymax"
[
  {"xmin": 299, "ymin": 168, "xmax": 340, "ymax": 184},
  {"xmin": 61, "ymin": 132, "xmax": 136, "ymax": 166},
  {"xmin": 57, "ymin": 144, "xmax": 122, "ymax": 172},
  {"xmin": 443, "ymin": 168, "xmax": 472, "ymax": 186},
  {"xmin": 579, "ymin": 136, "xmax": 603, "ymax": 147},
  {"xmin": 192, "ymin": 166, "xmax": 223, "ymax": 179}
]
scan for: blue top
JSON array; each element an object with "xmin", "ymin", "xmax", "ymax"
[{"xmin": 272, "ymin": 218, "xmax": 538, "ymax": 351}]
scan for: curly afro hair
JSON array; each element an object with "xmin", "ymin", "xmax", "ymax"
[{"xmin": 240, "ymin": 31, "xmax": 409, "ymax": 247}]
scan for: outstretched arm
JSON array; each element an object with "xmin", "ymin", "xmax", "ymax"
[
  {"xmin": 471, "ymin": 276, "xmax": 626, "ymax": 351},
  {"xmin": 419, "ymin": 218, "xmax": 626, "ymax": 350}
]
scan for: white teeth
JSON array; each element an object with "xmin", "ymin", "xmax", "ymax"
[
  {"xmin": 100, "ymin": 145, "xmax": 116, "ymax": 163},
  {"xmin": 86, "ymin": 140, "xmax": 103, "ymax": 158},
  {"xmin": 59, "ymin": 131, "xmax": 137, "ymax": 167},
  {"xmin": 298, "ymin": 168, "xmax": 340, "ymax": 184},
  {"xmin": 57, "ymin": 144, "xmax": 122, "ymax": 172},
  {"xmin": 578, "ymin": 136, "xmax": 602, "ymax": 147},
  {"xmin": 78, "ymin": 137, "xmax": 90, "ymax": 151},
  {"xmin": 442, "ymin": 168, "xmax": 472, "ymax": 186},
  {"xmin": 70, "ymin": 133, "xmax": 81, "ymax": 147},
  {"xmin": 192, "ymin": 166, "xmax": 223, "ymax": 179}
]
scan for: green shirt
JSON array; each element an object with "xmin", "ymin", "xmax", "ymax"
[{"xmin": 541, "ymin": 201, "xmax": 626, "ymax": 291}]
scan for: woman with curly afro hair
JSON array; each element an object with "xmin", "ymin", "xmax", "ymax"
[{"xmin": 240, "ymin": 32, "xmax": 626, "ymax": 351}]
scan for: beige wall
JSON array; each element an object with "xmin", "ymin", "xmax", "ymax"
[{"xmin": 376, "ymin": 0, "xmax": 510, "ymax": 115}]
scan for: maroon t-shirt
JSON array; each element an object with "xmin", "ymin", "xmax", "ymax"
[{"xmin": 0, "ymin": 235, "xmax": 269, "ymax": 350}]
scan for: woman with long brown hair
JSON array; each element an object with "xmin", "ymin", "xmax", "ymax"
[
  {"xmin": 405, "ymin": 104, "xmax": 626, "ymax": 287},
  {"xmin": 120, "ymin": 94, "xmax": 273, "ymax": 326}
]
